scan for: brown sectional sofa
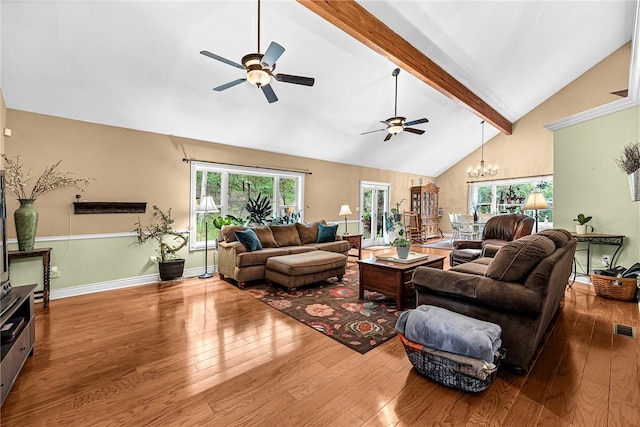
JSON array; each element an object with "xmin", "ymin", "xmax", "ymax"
[
  {"xmin": 411, "ymin": 229, "xmax": 577, "ymax": 374},
  {"xmin": 218, "ymin": 221, "xmax": 349, "ymax": 288}
]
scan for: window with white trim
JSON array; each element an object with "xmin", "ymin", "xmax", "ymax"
[
  {"xmin": 469, "ymin": 176, "xmax": 553, "ymax": 224},
  {"xmin": 189, "ymin": 162, "xmax": 305, "ymax": 250}
]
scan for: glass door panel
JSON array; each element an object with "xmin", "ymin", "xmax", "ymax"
[{"xmin": 360, "ymin": 182, "xmax": 390, "ymax": 247}]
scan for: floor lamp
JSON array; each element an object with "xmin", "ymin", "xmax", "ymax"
[
  {"xmin": 339, "ymin": 205, "xmax": 352, "ymax": 235},
  {"xmin": 198, "ymin": 196, "xmax": 219, "ymax": 279},
  {"xmin": 523, "ymin": 190, "xmax": 548, "ymax": 233}
]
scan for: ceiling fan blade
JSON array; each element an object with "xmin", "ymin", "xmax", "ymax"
[
  {"xmin": 261, "ymin": 84, "xmax": 278, "ymax": 103},
  {"xmin": 200, "ymin": 51, "xmax": 244, "ymax": 70},
  {"xmin": 213, "ymin": 78, "xmax": 247, "ymax": 91},
  {"xmin": 275, "ymin": 74, "xmax": 315, "ymax": 86},
  {"xmin": 262, "ymin": 42, "xmax": 285, "ymax": 67},
  {"xmin": 384, "ymin": 133, "xmax": 393, "ymax": 142},
  {"xmin": 404, "ymin": 127, "xmax": 425, "ymax": 135},
  {"xmin": 404, "ymin": 118, "xmax": 429, "ymax": 126},
  {"xmin": 361, "ymin": 128, "xmax": 387, "ymax": 135}
]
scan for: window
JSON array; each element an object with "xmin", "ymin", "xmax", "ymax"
[
  {"xmin": 190, "ymin": 162, "xmax": 304, "ymax": 250},
  {"xmin": 469, "ymin": 176, "xmax": 553, "ymax": 225}
]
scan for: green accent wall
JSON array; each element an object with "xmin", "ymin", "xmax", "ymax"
[
  {"xmin": 554, "ymin": 106, "xmax": 640, "ymax": 271},
  {"xmin": 8, "ymin": 235, "xmax": 209, "ymax": 292}
]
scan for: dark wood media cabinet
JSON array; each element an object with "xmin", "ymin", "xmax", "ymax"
[{"xmin": 0, "ymin": 285, "xmax": 36, "ymax": 406}]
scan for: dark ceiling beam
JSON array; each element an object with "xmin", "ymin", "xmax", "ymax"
[{"xmin": 297, "ymin": 0, "xmax": 513, "ymax": 135}]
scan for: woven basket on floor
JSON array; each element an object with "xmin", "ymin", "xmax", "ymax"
[
  {"xmin": 590, "ymin": 273, "xmax": 638, "ymax": 301},
  {"xmin": 399, "ymin": 333, "xmax": 505, "ymax": 393}
]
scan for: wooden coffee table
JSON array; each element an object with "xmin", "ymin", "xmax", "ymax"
[{"xmin": 357, "ymin": 254, "xmax": 445, "ymax": 310}]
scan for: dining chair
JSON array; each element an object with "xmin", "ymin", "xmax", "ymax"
[
  {"xmin": 457, "ymin": 214, "xmax": 478, "ymax": 240},
  {"xmin": 449, "ymin": 213, "xmax": 461, "ymax": 240}
]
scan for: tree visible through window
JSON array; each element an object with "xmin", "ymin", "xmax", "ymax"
[
  {"xmin": 190, "ymin": 162, "xmax": 304, "ymax": 250},
  {"xmin": 470, "ymin": 176, "xmax": 553, "ymax": 224}
]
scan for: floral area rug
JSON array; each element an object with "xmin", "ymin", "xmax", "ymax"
[{"xmin": 243, "ymin": 265, "xmax": 402, "ymax": 354}]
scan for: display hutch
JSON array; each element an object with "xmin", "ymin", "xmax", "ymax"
[{"xmin": 410, "ymin": 183, "xmax": 440, "ymax": 240}]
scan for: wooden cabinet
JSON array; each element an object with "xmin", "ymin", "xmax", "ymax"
[
  {"xmin": 410, "ymin": 184, "xmax": 440, "ymax": 240},
  {"xmin": 1, "ymin": 285, "xmax": 36, "ymax": 406}
]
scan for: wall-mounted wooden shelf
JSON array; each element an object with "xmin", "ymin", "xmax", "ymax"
[{"xmin": 73, "ymin": 202, "xmax": 147, "ymax": 214}]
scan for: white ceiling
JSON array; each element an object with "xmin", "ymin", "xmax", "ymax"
[{"xmin": 1, "ymin": 1, "xmax": 635, "ymax": 176}]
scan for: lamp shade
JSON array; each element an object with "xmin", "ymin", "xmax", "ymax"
[
  {"xmin": 198, "ymin": 195, "xmax": 219, "ymax": 212},
  {"xmin": 523, "ymin": 191, "xmax": 548, "ymax": 210},
  {"xmin": 339, "ymin": 205, "xmax": 353, "ymax": 216}
]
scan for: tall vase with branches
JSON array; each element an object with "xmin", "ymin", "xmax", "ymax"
[
  {"xmin": 2, "ymin": 155, "xmax": 94, "ymax": 251},
  {"xmin": 615, "ymin": 141, "xmax": 640, "ymax": 201}
]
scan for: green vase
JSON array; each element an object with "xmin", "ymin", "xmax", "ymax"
[{"xmin": 14, "ymin": 198, "xmax": 38, "ymax": 252}]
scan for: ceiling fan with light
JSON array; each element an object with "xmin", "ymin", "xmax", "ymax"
[
  {"xmin": 200, "ymin": 0, "xmax": 314, "ymax": 103},
  {"xmin": 362, "ymin": 68, "xmax": 429, "ymax": 141}
]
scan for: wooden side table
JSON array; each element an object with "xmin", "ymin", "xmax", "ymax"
[
  {"xmin": 8, "ymin": 248, "xmax": 52, "ymax": 308},
  {"xmin": 342, "ymin": 233, "xmax": 362, "ymax": 260}
]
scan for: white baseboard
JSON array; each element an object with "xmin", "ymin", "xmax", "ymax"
[{"xmin": 50, "ymin": 266, "xmax": 215, "ymax": 300}]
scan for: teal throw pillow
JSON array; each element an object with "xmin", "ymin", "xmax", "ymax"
[
  {"xmin": 316, "ymin": 223, "xmax": 338, "ymax": 243},
  {"xmin": 234, "ymin": 228, "xmax": 263, "ymax": 252}
]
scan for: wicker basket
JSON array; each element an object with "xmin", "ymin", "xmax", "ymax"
[
  {"xmin": 590, "ymin": 273, "xmax": 638, "ymax": 301},
  {"xmin": 399, "ymin": 333, "xmax": 506, "ymax": 392}
]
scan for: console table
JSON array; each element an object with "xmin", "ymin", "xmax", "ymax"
[
  {"xmin": 571, "ymin": 233, "xmax": 624, "ymax": 275},
  {"xmin": 341, "ymin": 233, "xmax": 362, "ymax": 260},
  {"xmin": 8, "ymin": 248, "xmax": 52, "ymax": 308}
]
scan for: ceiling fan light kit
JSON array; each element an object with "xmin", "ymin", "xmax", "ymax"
[
  {"xmin": 467, "ymin": 121, "xmax": 499, "ymax": 178},
  {"xmin": 361, "ymin": 68, "xmax": 428, "ymax": 141},
  {"xmin": 200, "ymin": 0, "xmax": 314, "ymax": 103}
]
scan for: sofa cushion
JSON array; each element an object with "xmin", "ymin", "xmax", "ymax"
[
  {"xmin": 270, "ymin": 224, "xmax": 302, "ymax": 247},
  {"xmin": 236, "ymin": 248, "xmax": 289, "ymax": 267},
  {"xmin": 295, "ymin": 220, "xmax": 326, "ymax": 244},
  {"xmin": 286, "ymin": 246, "xmax": 318, "ymax": 255},
  {"xmin": 450, "ymin": 261, "xmax": 489, "ymax": 276},
  {"xmin": 252, "ymin": 226, "xmax": 278, "ymax": 248},
  {"xmin": 221, "ymin": 225, "xmax": 247, "ymax": 243},
  {"xmin": 317, "ymin": 223, "xmax": 338, "ymax": 243},
  {"xmin": 307, "ymin": 240, "xmax": 350, "ymax": 253},
  {"xmin": 486, "ymin": 235, "xmax": 555, "ymax": 282},
  {"xmin": 538, "ymin": 229, "xmax": 571, "ymax": 248},
  {"xmin": 234, "ymin": 229, "xmax": 263, "ymax": 252}
]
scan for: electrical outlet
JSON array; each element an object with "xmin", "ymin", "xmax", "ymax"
[
  {"xmin": 602, "ymin": 255, "xmax": 611, "ymax": 266},
  {"xmin": 50, "ymin": 266, "xmax": 61, "ymax": 278},
  {"xmin": 149, "ymin": 256, "xmax": 158, "ymax": 264}
]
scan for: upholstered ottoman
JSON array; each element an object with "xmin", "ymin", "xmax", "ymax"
[{"xmin": 265, "ymin": 251, "xmax": 347, "ymax": 290}]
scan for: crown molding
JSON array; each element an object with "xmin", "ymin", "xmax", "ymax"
[{"xmin": 544, "ymin": 0, "xmax": 640, "ymax": 131}]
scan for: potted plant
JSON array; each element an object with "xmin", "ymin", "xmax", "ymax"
[
  {"xmin": 133, "ymin": 205, "xmax": 189, "ymax": 281},
  {"xmin": 390, "ymin": 224, "xmax": 412, "ymax": 259},
  {"xmin": 573, "ymin": 213, "xmax": 593, "ymax": 234},
  {"xmin": 244, "ymin": 193, "xmax": 273, "ymax": 225},
  {"xmin": 614, "ymin": 141, "xmax": 640, "ymax": 201}
]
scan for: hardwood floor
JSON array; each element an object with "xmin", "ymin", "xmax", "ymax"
[{"xmin": 1, "ymin": 244, "xmax": 639, "ymax": 426}]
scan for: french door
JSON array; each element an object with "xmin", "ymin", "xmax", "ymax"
[{"xmin": 360, "ymin": 181, "xmax": 390, "ymax": 247}]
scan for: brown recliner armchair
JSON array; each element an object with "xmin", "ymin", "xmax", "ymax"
[{"xmin": 450, "ymin": 214, "xmax": 534, "ymax": 267}]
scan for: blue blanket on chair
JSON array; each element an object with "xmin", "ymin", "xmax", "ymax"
[{"xmin": 395, "ymin": 305, "xmax": 502, "ymax": 362}]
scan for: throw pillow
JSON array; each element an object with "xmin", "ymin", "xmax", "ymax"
[
  {"xmin": 221, "ymin": 225, "xmax": 247, "ymax": 243},
  {"xmin": 317, "ymin": 223, "xmax": 338, "ymax": 243},
  {"xmin": 234, "ymin": 228, "xmax": 263, "ymax": 252},
  {"xmin": 252, "ymin": 226, "xmax": 278, "ymax": 248},
  {"xmin": 485, "ymin": 234, "xmax": 555, "ymax": 282}
]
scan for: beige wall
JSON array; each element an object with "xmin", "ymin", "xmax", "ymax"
[
  {"xmin": 1, "ymin": 89, "xmax": 5, "ymax": 157},
  {"xmin": 4, "ymin": 110, "xmax": 429, "ymax": 238},
  {"xmin": 437, "ymin": 43, "xmax": 632, "ymax": 232}
]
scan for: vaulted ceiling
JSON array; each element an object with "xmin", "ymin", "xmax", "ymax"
[{"xmin": 1, "ymin": 1, "xmax": 635, "ymax": 176}]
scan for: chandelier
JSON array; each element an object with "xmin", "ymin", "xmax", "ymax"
[{"xmin": 466, "ymin": 120, "xmax": 498, "ymax": 178}]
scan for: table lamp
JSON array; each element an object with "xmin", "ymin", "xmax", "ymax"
[
  {"xmin": 523, "ymin": 191, "xmax": 548, "ymax": 233},
  {"xmin": 198, "ymin": 195, "xmax": 219, "ymax": 279},
  {"xmin": 339, "ymin": 204, "xmax": 352, "ymax": 234}
]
